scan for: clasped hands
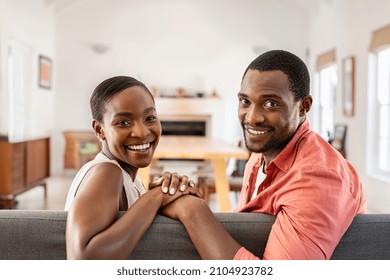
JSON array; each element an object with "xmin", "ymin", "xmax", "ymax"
[{"xmin": 148, "ymin": 171, "xmax": 204, "ymax": 219}]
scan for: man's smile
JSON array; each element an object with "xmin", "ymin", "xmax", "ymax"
[{"xmin": 245, "ymin": 125, "xmax": 273, "ymax": 136}]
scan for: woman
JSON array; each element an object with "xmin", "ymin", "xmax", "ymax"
[{"xmin": 65, "ymin": 76, "xmax": 201, "ymax": 259}]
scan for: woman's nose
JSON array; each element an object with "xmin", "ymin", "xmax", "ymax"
[{"xmin": 131, "ymin": 122, "xmax": 150, "ymax": 138}]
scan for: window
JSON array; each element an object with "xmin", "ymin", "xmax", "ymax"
[
  {"xmin": 367, "ymin": 24, "xmax": 390, "ymax": 182},
  {"xmin": 7, "ymin": 40, "xmax": 32, "ymax": 141},
  {"xmin": 377, "ymin": 49, "xmax": 390, "ymax": 172},
  {"xmin": 367, "ymin": 48, "xmax": 390, "ymax": 181},
  {"xmin": 315, "ymin": 49, "xmax": 337, "ymax": 141},
  {"xmin": 318, "ymin": 64, "xmax": 337, "ymax": 140}
]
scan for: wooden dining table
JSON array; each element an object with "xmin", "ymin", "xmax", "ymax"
[{"xmin": 138, "ymin": 136, "xmax": 249, "ymax": 212}]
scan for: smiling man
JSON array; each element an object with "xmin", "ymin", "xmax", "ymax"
[
  {"xmin": 232, "ymin": 50, "xmax": 367, "ymax": 259},
  {"xmin": 161, "ymin": 50, "xmax": 367, "ymax": 260}
]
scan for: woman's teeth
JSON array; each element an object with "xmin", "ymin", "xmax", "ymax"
[{"xmin": 127, "ymin": 143, "xmax": 151, "ymax": 151}]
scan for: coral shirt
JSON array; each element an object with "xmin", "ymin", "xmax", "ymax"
[{"xmin": 233, "ymin": 120, "xmax": 366, "ymax": 260}]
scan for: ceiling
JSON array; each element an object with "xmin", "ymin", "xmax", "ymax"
[{"xmin": 44, "ymin": 0, "xmax": 333, "ymax": 16}]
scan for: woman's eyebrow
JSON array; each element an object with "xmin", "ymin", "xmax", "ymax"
[
  {"xmin": 144, "ymin": 107, "xmax": 157, "ymax": 114},
  {"xmin": 113, "ymin": 107, "xmax": 156, "ymax": 118},
  {"xmin": 113, "ymin": 112, "xmax": 132, "ymax": 118}
]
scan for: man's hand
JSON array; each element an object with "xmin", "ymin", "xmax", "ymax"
[{"xmin": 159, "ymin": 194, "xmax": 206, "ymax": 220}]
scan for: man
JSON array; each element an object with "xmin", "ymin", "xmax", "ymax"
[{"xmin": 161, "ymin": 50, "xmax": 366, "ymax": 259}]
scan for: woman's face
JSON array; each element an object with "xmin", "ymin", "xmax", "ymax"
[{"xmin": 95, "ymin": 86, "xmax": 161, "ymax": 177}]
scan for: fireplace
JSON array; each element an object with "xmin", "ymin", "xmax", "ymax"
[{"xmin": 159, "ymin": 115, "xmax": 211, "ymax": 137}]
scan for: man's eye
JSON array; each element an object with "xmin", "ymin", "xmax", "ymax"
[
  {"xmin": 239, "ymin": 98, "xmax": 250, "ymax": 106},
  {"xmin": 264, "ymin": 101, "xmax": 278, "ymax": 108}
]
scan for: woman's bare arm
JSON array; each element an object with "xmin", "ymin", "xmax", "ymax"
[{"xmin": 66, "ymin": 163, "xmax": 199, "ymax": 259}]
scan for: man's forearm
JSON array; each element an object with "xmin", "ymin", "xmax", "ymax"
[{"xmin": 178, "ymin": 197, "xmax": 242, "ymax": 259}]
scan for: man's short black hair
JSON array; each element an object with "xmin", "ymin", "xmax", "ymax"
[{"xmin": 242, "ymin": 50, "xmax": 310, "ymax": 101}]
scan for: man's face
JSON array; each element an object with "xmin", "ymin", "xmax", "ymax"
[{"xmin": 238, "ymin": 69, "xmax": 304, "ymax": 161}]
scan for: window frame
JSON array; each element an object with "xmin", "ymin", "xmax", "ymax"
[
  {"xmin": 367, "ymin": 48, "xmax": 390, "ymax": 183},
  {"xmin": 316, "ymin": 63, "xmax": 338, "ymax": 141}
]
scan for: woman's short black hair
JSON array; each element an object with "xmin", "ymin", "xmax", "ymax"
[
  {"xmin": 90, "ymin": 76, "xmax": 154, "ymax": 122},
  {"xmin": 242, "ymin": 50, "xmax": 310, "ymax": 101}
]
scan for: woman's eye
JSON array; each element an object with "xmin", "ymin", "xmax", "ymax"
[
  {"xmin": 146, "ymin": 115, "xmax": 158, "ymax": 122},
  {"xmin": 117, "ymin": 120, "xmax": 130, "ymax": 126}
]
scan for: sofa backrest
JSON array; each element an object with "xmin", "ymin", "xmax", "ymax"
[{"xmin": 0, "ymin": 210, "xmax": 389, "ymax": 260}]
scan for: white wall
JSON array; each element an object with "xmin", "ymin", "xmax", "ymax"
[
  {"xmin": 2, "ymin": 0, "xmax": 389, "ymax": 213},
  {"xmin": 52, "ymin": 0, "xmax": 310, "ymax": 174},
  {"xmin": 0, "ymin": 0, "xmax": 55, "ymax": 138},
  {"xmin": 307, "ymin": 0, "xmax": 390, "ymax": 213}
]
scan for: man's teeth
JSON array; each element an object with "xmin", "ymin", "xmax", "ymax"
[
  {"xmin": 248, "ymin": 128, "xmax": 268, "ymax": 135},
  {"xmin": 128, "ymin": 143, "xmax": 151, "ymax": 151}
]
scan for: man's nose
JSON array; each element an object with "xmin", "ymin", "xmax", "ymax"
[{"xmin": 246, "ymin": 106, "xmax": 265, "ymax": 125}]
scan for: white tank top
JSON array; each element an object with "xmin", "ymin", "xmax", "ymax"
[{"xmin": 64, "ymin": 152, "xmax": 146, "ymax": 210}]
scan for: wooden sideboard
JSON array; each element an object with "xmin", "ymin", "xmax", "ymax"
[
  {"xmin": 0, "ymin": 137, "xmax": 50, "ymax": 208},
  {"xmin": 63, "ymin": 131, "xmax": 101, "ymax": 172}
]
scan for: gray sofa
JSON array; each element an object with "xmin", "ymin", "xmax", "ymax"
[{"xmin": 0, "ymin": 210, "xmax": 389, "ymax": 260}]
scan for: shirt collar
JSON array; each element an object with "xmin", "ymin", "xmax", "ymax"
[{"xmin": 269, "ymin": 119, "xmax": 311, "ymax": 173}]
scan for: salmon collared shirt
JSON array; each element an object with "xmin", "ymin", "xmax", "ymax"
[{"xmin": 233, "ymin": 120, "xmax": 366, "ymax": 260}]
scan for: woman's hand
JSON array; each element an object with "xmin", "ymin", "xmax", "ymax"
[
  {"xmin": 160, "ymin": 184, "xmax": 202, "ymax": 208},
  {"xmin": 148, "ymin": 171, "xmax": 197, "ymax": 196}
]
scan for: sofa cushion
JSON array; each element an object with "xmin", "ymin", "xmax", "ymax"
[
  {"xmin": 0, "ymin": 210, "xmax": 389, "ymax": 260},
  {"xmin": 0, "ymin": 210, "xmax": 67, "ymax": 260},
  {"xmin": 331, "ymin": 214, "xmax": 390, "ymax": 260}
]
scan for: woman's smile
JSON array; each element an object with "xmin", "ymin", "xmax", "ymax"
[{"xmin": 125, "ymin": 142, "xmax": 152, "ymax": 152}]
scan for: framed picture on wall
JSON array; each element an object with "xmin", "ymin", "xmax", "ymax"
[
  {"xmin": 342, "ymin": 56, "xmax": 355, "ymax": 116},
  {"xmin": 38, "ymin": 55, "xmax": 52, "ymax": 89},
  {"xmin": 331, "ymin": 124, "xmax": 347, "ymax": 158}
]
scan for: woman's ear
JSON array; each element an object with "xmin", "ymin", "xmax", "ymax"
[
  {"xmin": 92, "ymin": 120, "xmax": 105, "ymax": 142},
  {"xmin": 300, "ymin": 95, "xmax": 313, "ymax": 116}
]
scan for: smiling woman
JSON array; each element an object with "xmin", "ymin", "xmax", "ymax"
[{"xmin": 64, "ymin": 76, "xmax": 202, "ymax": 259}]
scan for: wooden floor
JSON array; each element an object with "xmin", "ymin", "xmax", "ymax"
[{"xmin": 12, "ymin": 175, "xmax": 73, "ymax": 210}]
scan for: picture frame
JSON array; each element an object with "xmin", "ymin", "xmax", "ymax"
[
  {"xmin": 331, "ymin": 124, "xmax": 347, "ymax": 155},
  {"xmin": 38, "ymin": 55, "xmax": 52, "ymax": 89},
  {"xmin": 342, "ymin": 56, "xmax": 355, "ymax": 116}
]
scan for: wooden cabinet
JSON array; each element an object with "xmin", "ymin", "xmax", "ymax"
[
  {"xmin": 0, "ymin": 137, "xmax": 50, "ymax": 208},
  {"xmin": 63, "ymin": 131, "xmax": 100, "ymax": 172}
]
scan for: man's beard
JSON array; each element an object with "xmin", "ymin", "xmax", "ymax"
[{"xmin": 242, "ymin": 125, "xmax": 292, "ymax": 154}]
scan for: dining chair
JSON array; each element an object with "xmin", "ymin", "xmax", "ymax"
[{"xmin": 194, "ymin": 139, "xmax": 248, "ymax": 204}]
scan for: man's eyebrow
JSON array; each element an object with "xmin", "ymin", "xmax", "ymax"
[
  {"xmin": 238, "ymin": 92, "xmax": 248, "ymax": 98},
  {"xmin": 259, "ymin": 93, "xmax": 283, "ymax": 100},
  {"xmin": 238, "ymin": 92, "xmax": 283, "ymax": 100}
]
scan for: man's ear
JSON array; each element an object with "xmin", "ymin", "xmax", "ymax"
[
  {"xmin": 300, "ymin": 95, "xmax": 313, "ymax": 117},
  {"xmin": 92, "ymin": 120, "xmax": 105, "ymax": 142}
]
